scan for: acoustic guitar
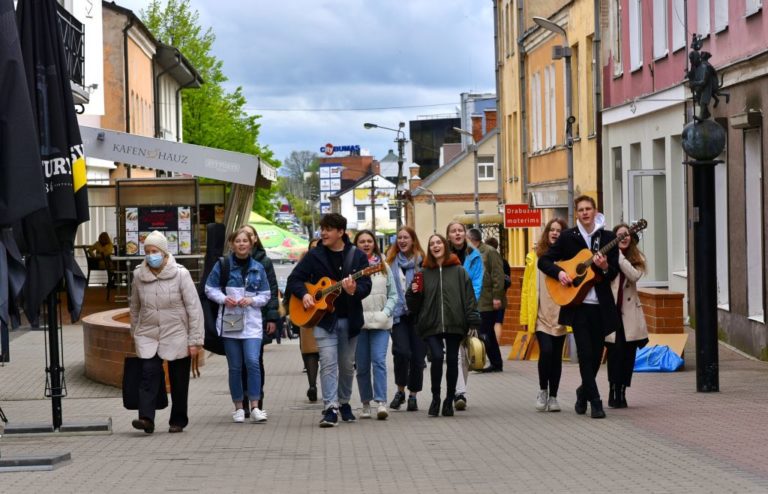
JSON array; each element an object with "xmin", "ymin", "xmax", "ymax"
[
  {"xmin": 545, "ymin": 219, "xmax": 648, "ymax": 307},
  {"xmin": 288, "ymin": 263, "xmax": 385, "ymax": 328}
]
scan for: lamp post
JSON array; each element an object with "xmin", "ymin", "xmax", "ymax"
[
  {"xmin": 453, "ymin": 127, "xmax": 480, "ymax": 229},
  {"xmin": 364, "ymin": 122, "xmax": 406, "ymax": 230},
  {"xmin": 416, "ymin": 186, "xmax": 437, "ymax": 233},
  {"xmin": 533, "ymin": 16, "xmax": 574, "ymax": 223},
  {"xmin": 369, "ymin": 175, "xmax": 378, "ymax": 237}
]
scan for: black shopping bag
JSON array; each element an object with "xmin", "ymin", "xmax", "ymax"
[{"xmin": 122, "ymin": 357, "xmax": 168, "ymax": 410}]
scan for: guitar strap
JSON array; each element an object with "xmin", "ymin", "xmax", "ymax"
[
  {"xmin": 342, "ymin": 246, "xmax": 358, "ymax": 278},
  {"xmin": 592, "ymin": 230, "xmax": 602, "ymax": 252}
]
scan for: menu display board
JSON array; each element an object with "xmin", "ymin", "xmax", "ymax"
[{"xmin": 124, "ymin": 206, "xmax": 194, "ymax": 256}]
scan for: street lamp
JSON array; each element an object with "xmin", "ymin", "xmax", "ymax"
[
  {"xmin": 532, "ymin": 16, "xmax": 575, "ymax": 223},
  {"xmin": 453, "ymin": 126, "xmax": 480, "ymax": 229},
  {"xmin": 363, "ymin": 122, "xmax": 406, "ymax": 230},
  {"xmin": 415, "ymin": 186, "xmax": 437, "ymax": 233}
]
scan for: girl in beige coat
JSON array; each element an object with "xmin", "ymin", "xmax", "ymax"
[
  {"xmin": 605, "ymin": 224, "xmax": 649, "ymax": 409},
  {"xmin": 129, "ymin": 231, "xmax": 204, "ymax": 434}
]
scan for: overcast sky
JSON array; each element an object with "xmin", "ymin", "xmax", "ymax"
[{"xmin": 116, "ymin": 0, "xmax": 496, "ymax": 165}]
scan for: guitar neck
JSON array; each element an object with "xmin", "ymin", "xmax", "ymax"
[
  {"xmin": 320, "ymin": 268, "xmax": 373, "ymax": 297},
  {"xmin": 582, "ymin": 233, "xmax": 624, "ymax": 269}
]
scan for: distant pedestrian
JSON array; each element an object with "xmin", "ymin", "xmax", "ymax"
[
  {"xmin": 407, "ymin": 234, "xmax": 480, "ymax": 417},
  {"xmin": 384, "ymin": 226, "xmax": 426, "ymax": 412},
  {"xmin": 354, "ymin": 230, "xmax": 397, "ymax": 420},
  {"xmin": 468, "ymin": 228, "xmax": 505, "ymax": 373},
  {"xmin": 129, "ymin": 230, "xmax": 203, "ymax": 434},
  {"xmin": 521, "ymin": 218, "xmax": 568, "ymax": 412},
  {"xmin": 205, "ymin": 228, "xmax": 272, "ymax": 424},
  {"xmin": 286, "ymin": 213, "xmax": 372, "ymax": 428},
  {"xmin": 484, "ymin": 237, "xmax": 511, "ymax": 342},
  {"xmin": 446, "ymin": 221, "xmax": 483, "ymax": 411},
  {"xmin": 605, "ymin": 223, "xmax": 649, "ymax": 408}
]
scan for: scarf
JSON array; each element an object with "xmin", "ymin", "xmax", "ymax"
[{"xmin": 391, "ymin": 251, "xmax": 420, "ymax": 321}]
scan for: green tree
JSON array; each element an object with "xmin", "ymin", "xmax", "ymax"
[{"xmin": 141, "ymin": 0, "xmax": 279, "ymax": 218}]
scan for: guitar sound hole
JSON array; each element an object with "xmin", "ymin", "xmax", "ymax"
[
  {"xmin": 575, "ymin": 264, "xmax": 586, "ymax": 276},
  {"xmin": 314, "ymin": 293, "xmax": 321, "ymax": 301}
]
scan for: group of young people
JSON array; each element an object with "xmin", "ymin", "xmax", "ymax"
[
  {"xmin": 525, "ymin": 195, "xmax": 649, "ymax": 418},
  {"xmin": 126, "ymin": 195, "xmax": 648, "ymax": 433}
]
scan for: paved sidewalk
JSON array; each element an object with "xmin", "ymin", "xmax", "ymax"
[{"xmin": 1, "ymin": 325, "xmax": 767, "ymax": 493}]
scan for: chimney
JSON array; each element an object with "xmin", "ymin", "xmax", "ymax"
[
  {"xmin": 484, "ymin": 108, "xmax": 497, "ymax": 134},
  {"xmin": 371, "ymin": 160, "xmax": 381, "ymax": 175},
  {"xmin": 409, "ymin": 163, "xmax": 422, "ymax": 191},
  {"xmin": 471, "ymin": 114, "xmax": 483, "ymax": 144},
  {"xmin": 409, "ymin": 163, "xmax": 420, "ymax": 179}
]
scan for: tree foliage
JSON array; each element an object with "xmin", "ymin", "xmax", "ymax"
[{"xmin": 141, "ymin": 0, "xmax": 279, "ymax": 219}]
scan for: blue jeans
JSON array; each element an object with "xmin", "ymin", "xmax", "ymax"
[
  {"xmin": 356, "ymin": 329, "xmax": 389, "ymax": 403},
  {"xmin": 314, "ymin": 318, "xmax": 356, "ymax": 409},
  {"xmin": 223, "ymin": 337, "xmax": 263, "ymax": 403}
]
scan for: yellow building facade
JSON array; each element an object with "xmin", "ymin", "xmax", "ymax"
[{"xmin": 495, "ymin": 0, "xmax": 599, "ymax": 264}]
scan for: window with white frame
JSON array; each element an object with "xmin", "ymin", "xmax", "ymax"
[
  {"xmin": 388, "ymin": 205, "xmax": 398, "ymax": 220},
  {"xmin": 548, "ymin": 64, "xmax": 557, "ymax": 148},
  {"xmin": 356, "ymin": 205, "xmax": 366, "ymax": 222},
  {"xmin": 543, "ymin": 66, "xmax": 552, "ymax": 148},
  {"xmin": 611, "ymin": 0, "xmax": 623, "ymax": 74},
  {"xmin": 714, "ymin": 0, "xmax": 728, "ymax": 31},
  {"xmin": 672, "ymin": 0, "xmax": 686, "ymax": 50},
  {"xmin": 653, "ymin": 0, "xmax": 669, "ymax": 59},
  {"xmin": 744, "ymin": 129, "xmax": 763, "ymax": 320},
  {"xmin": 745, "ymin": 0, "xmax": 762, "ymax": 16},
  {"xmin": 629, "ymin": 0, "xmax": 643, "ymax": 70},
  {"xmin": 531, "ymin": 71, "xmax": 542, "ymax": 151},
  {"xmin": 477, "ymin": 156, "xmax": 495, "ymax": 180},
  {"xmin": 697, "ymin": 0, "xmax": 710, "ymax": 36},
  {"xmin": 714, "ymin": 140, "xmax": 729, "ymax": 308}
]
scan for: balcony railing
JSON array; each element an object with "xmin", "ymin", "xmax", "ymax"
[{"xmin": 56, "ymin": 2, "xmax": 85, "ymax": 87}]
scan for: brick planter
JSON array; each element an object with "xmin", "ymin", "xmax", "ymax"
[{"xmin": 82, "ymin": 308, "xmax": 205, "ymax": 389}]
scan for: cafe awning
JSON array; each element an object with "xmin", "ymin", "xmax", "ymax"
[{"xmin": 79, "ymin": 126, "xmax": 276, "ymax": 187}]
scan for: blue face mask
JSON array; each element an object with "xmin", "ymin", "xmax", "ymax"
[{"xmin": 146, "ymin": 252, "xmax": 164, "ymax": 268}]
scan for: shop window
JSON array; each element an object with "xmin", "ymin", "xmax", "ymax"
[{"xmin": 714, "ymin": 129, "xmax": 729, "ymax": 308}]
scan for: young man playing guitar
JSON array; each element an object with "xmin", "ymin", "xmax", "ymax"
[
  {"xmin": 286, "ymin": 213, "xmax": 372, "ymax": 427},
  {"xmin": 537, "ymin": 196, "xmax": 620, "ymax": 419}
]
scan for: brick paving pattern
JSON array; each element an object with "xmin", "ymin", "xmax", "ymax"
[{"xmin": 0, "ymin": 325, "xmax": 767, "ymax": 493}]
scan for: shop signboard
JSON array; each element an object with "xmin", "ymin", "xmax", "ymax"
[{"xmin": 503, "ymin": 203, "xmax": 542, "ymax": 228}]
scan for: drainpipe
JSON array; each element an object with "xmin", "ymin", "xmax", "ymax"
[
  {"xmin": 175, "ymin": 74, "xmax": 199, "ymax": 143},
  {"xmin": 593, "ymin": 0, "xmax": 603, "ymax": 209},
  {"xmin": 517, "ymin": 0, "xmax": 528, "ymax": 199},
  {"xmin": 122, "ymin": 16, "xmax": 134, "ymax": 177},
  {"xmin": 155, "ymin": 49, "xmax": 182, "ymax": 139},
  {"xmin": 492, "ymin": 0, "xmax": 503, "ymax": 211}
]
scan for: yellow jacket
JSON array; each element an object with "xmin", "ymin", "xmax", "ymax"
[{"xmin": 520, "ymin": 251, "xmax": 539, "ymax": 333}]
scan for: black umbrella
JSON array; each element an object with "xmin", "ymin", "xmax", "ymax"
[
  {"xmin": 16, "ymin": 0, "xmax": 90, "ymax": 430},
  {"xmin": 0, "ymin": 0, "xmax": 48, "ymax": 359}
]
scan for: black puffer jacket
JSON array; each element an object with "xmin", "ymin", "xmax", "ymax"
[
  {"xmin": 252, "ymin": 244, "xmax": 280, "ymax": 342},
  {"xmin": 406, "ymin": 254, "xmax": 480, "ymax": 339}
]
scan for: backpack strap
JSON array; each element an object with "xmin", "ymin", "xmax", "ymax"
[{"xmin": 219, "ymin": 256, "xmax": 230, "ymax": 294}]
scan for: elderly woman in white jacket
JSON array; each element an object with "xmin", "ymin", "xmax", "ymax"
[
  {"xmin": 354, "ymin": 231, "xmax": 398, "ymax": 420},
  {"xmin": 129, "ymin": 231, "xmax": 204, "ymax": 434},
  {"xmin": 205, "ymin": 228, "xmax": 271, "ymax": 424}
]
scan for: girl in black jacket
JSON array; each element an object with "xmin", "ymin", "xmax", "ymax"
[{"xmin": 406, "ymin": 234, "xmax": 480, "ymax": 418}]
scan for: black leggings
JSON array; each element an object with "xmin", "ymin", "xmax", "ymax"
[
  {"xmin": 303, "ymin": 352, "xmax": 319, "ymax": 388},
  {"xmin": 424, "ymin": 334, "xmax": 462, "ymax": 400},
  {"xmin": 605, "ymin": 324, "xmax": 641, "ymax": 387},
  {"xmin": 391, "ymin": 318, "xmax": 426, "ymax": 393},
  {"xmin": 536, "ymin": 332, "xmax": 566, "ymax": 397}
]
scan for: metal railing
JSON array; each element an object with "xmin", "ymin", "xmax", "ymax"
[{"xmin": 56, "ymin": 3, "xmax": 85, "ymax": 87}]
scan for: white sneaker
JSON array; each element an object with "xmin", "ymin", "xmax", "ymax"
[
  {"xmin": 250, "ymin": 408, "xmax": 268, "ymax": 423},
  {"xmin": 360, "ymin": 404, "xmax": 372, "ymax": 419},
  {"xmin": 547, "ymin": 396, "xmax": 561, "ymax": 412},
  {"xmin": 376, "ymin": 402, "xmax": 389, "ymax": 420},
  {"xmin": 232, "ymin": 408, "xmax": 245, "ymax": 423},
  {"xmin": 535, "ymin": 390, "xmax": 548, "ymax": 411}
]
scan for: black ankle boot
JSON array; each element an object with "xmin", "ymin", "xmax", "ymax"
[
  {"xmin": 574, "ymin": 386, "xmax": 588, "ymax": 415},
  {"xmin": 607, "ymin": 383, "xmax": 618, "ymax": 408},
  {"xmin": 618, "ymin": 385, "xmax": 628, "ymax": 408},
  {"xmin": 590, "ymin": 400, "xmax": 606, "ymax": 419},
  {"xmin": 441, "ymin": 398, "xmax": 454, "ymax": 417},
  {"xmin": 428, "ymin": 396, "xmax": 440, "ymax": 417}
]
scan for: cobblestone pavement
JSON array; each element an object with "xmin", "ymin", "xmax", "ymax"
[{"xmin": 1, "ymin": 325, "xmax": 767, "ymax": 493}]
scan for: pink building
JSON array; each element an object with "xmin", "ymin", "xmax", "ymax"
[{"xmin": 601, "ymin": 0, "xmax": 768, "ymax": 358}]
